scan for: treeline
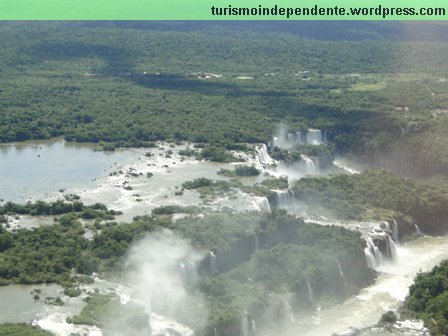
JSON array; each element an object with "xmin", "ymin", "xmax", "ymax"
[
  {"xmin": 404, "ymin": 260, "xmax": 448, "ymax": 335},
  {"xmin": 369, "ymin": 120, "xmax": 448, "ymax": 177},
  {"xmin": 0, "ymin": 200, "xmax": 121, "ymax": 219},
  {"xmin": 0, "ymin": 324, "xmax": 53, "ymax": 336},
  {"xmin": 292, "ymin": 170, "xmax": 448, "ymax": 234},
  {"xmin": 0, "ymin": 209, "xmax": 371, "ymax": 336},
  {"xmin": 2, "ymin": 22, "xmax": 448, "ymax": 177},
  {"xmin": 171, "ymin": 211, "xmax": 371, "ymax": 335}
]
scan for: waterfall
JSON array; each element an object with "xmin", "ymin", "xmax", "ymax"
[
  {"xmin": 256, "ymin": 144, "xmax": 275, "ymax": 166},
  {"xmin": 179, "ymin": 261, "xmax": 196, "ymax": 284},
  {"xmin": 209, "ymin": 251, "xmax": 218, "ymax": 275},
  {"xmin": 364, "ymin": 246, "xmax": 376, "ymax": 269},
  {"xmin": 275, "ymin": 189, "xmax": 294, "ymax": 207},
  {"xmin": 255, "ymin": 197, "xmax": 271, "ymax": 212},
  {"xmin": 337, "ymin": 261, "xmax": 346, "ymax": 282},
  {"xmin": 364, "ymin": 238, "xmax": 383, "ymax": 269},
  {"xmin": 240, "ymin": 311, "xmax": 252, "ymax": 336},
  {"xmin": 272, "ymin": 125, "xmax": 304, "ymax": 149},
  {"xmin": 300, "ymin": 154, "xmax": 316, "ymax": 174},
  {"xmin": 312, "ymin": 156, "xmax": 320, "ymax": 171},
  {"xmin": 387, "ymin": 236, "xmax": 398, "ymax": 260},
  {"xmin": 306, "ymin": 129, "xmax": 323, "ymax": 145},
  {"xmin": 391, "ymin": 219, "xmax": 399, "ymax": 242},
  {"xmin": 283, "ymin": 301, "xmax": 295, "ymax": 324},
  {"xmin": 273, "ymin": 125, "xmax": 325, "ymax": 148},
  {"xmin": 415, "ymin": 224, "xmax": 422, "ymax": 235},
  {"xmin": 214, "ymin": 327, "xmax": 218, "ymax": 336},
  {"xmin": 272, "ymin": 136, "xmax": 279, "ymax": 148},
  {"xmin": 288, "ymin": 133, "xmax": 294, "ymax": 143},
  {"xmin": 307, "ymin": 279, "xmax": 314, "ymax": 304},
  {"xmin": 254, "ymin": 232, "xmax": 260, "ymax": 251},
  {"xmin": 296, "ymin": 131, "xmax": 303, "ymax": 144}
]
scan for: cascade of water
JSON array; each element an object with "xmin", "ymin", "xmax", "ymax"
[
  {"xmin": 300, "ymin": 154, "xmax": 316, "ymax": 174},
  {"xmin": 307, "ymin": 279, "xmax": 314, "ymax": 304},
  {"xmin": 272, "ymin": 125, "xmax": 308, "ymax": 149},
  {"xmin": 312, "ymin": 156, "xmax": 320, "ymax": 171},
  {"xmin": 296, "ymin": 131, "xmax": 303, "ymax": 144},
  {"xmin": 283, "ymin": 301, "xmax": 295, "ymax": 324},
  {"xmin": 387, "ymin": 236, "xmax": 398, "ymax": 260},
  {"xmin": 214, "ymin": 327, "xmax": 218, "ymax": 336},
  {"xmin": 254, "ymin": 232, "xmax": 260, "ymax": 251},
  {"xmin": 255, "ymin": 144, "xmax": 275, "ymax": 166},
  {"xmin": 371, "ymin": 239, "xmax": 383, "ymax": 264},
  {"xmin": 385, "ymin": 236, "xmax": 390, "ymax": 258},
  {"xmin": 288, "ymin": 133, "xmax": 295, "ymax": 143},
  {"xmin": 255, "ymin": 197, "xmax": 271, "ymax": 212},
  {"xmin": 187, "ymin": 261, "xmax": 197, "ymax": 284},
  {"xmin": 415, "ymin": 224, "xmax": 422, "ymax": 235},
  {"xmin": 275, "ymin": 189, "xmax": 294, "ymax": 207},
  {"xmin": 364, "ymin": 238, "xmax": 383, "ymax": 269},
  {"xmin": 179, "ymin": 262, "xmax": 197, "ymax": 285},
  {"xmin": 240, "ymin": 311, "xmax": 250, "ymax": 336},
  {"xmin": 391, "ymin": 219, "xmax": 399, "ymax": 242},
  {"xmin": 364, "ymin": 246, "xmax": 376, "ymax": 269},
  {"xmin": 306, "ymin": 129, "xmax": 323, "ymax": 145},
  {"xmin": 337, "ymin": 261, "xmax": 346, "ymax": 282},
  {"xmin": 209, "ymin": 251, "xmax": 218, "ymax": 275}
]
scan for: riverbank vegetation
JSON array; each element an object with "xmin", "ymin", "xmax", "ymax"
[
  {"xmin": 2, "ymin": 22, "xmax": 448, "ymax": 176},
  {"xmin": 292, "ymin": 170, "xmax": 448, "ymax": 235},
  {"xmin": 0, "ymin": 324, "xmax": 53, "ymax": 336},
  {"xmin": 2, "ymin": 21, "xmax": 448, "ymax": 335},
  {"xmin": 0, "ymin": 208, "xmax": 371, "ymax": 335},
  {"xmin": 67, "ymin": 293, "xmax": 151, "ymax": 335},
  {"xmin": 0, "ymin": 200, "xmax": 121, "ymax": 219},
  {"xmin": 404, "ymin": 260, "xmax": 448, "ymax": 335}
]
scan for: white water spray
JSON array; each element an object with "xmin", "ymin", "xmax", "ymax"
[
  {"xmin": 306, "ymin": 129, "xmax": 324, "ymax": 145},
  {"xmin": 256, "ymin": 144, "xmax": 275, "ymax": 166},
  {"xmin": 209, "ymin": 251, "xmax": 218, "ymax": 275},
  {"xmin": 307, "ymin": 279, "xmax": 315, "ymax": 304},
  {"xmin": 300, "ymin": 154, "xmax": 317, "ymax": 175},
  {"xmin": 415, "ymin": 224, "xmax": 422, "ymax": 235},
  {"xmin": 254, "ymin": 232, "xmax": 260, "ymax": 251},
  {"xmin": 364, "ymin": 237, "xmax": 383, "ymax": 269}
]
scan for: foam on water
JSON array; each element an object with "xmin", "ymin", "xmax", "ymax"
[
  {"xmin": 35, "ymin": 312, "xmax": 103, "ymax": 336},
  {"xmin": 296, "ymin": 235, "xmax": 448, "ymax": 335}
]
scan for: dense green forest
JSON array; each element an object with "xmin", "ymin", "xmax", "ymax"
[
  {"xmin": 404, "ymin": 260, "xmax": 448, "ymax": 335},
  {"xmin": 1, "ymin": 22, "xmax": 448, "ymax": 177},
  {"xmin": 0, "ymin": 206, "xmax": 370, "ymax": 335},
  {"xmin": 292, "ymin": 170, "xmax": 448, "ymax": 235},
  {"xmin": 0, "ymin": 324, "xmax": 53, "ymax": 336},
  {"xmin": 2, "ymin": 21, "xmax": 448, "ymax": 335}
]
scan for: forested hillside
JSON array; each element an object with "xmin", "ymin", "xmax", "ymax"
[{"xmin": 1, "ymin": 21, "xmax": 448, "ymax": 177}]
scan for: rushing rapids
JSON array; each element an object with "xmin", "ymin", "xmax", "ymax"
[
  {"xmin": 1, "ymin": 139, "xmax": 446, "ymax": 336},
  {"xmin": 296, "ymin": 235, "xmax": 448, "ymax": 336}
]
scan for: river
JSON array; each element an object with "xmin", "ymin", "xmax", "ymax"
[
  {"xmin": 0, "ymin": 139, "xmax": 446, "ymax": 336},
  {"xmin": 297, "ymin": 236, "xmax": 448, "ymax": 335}
]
